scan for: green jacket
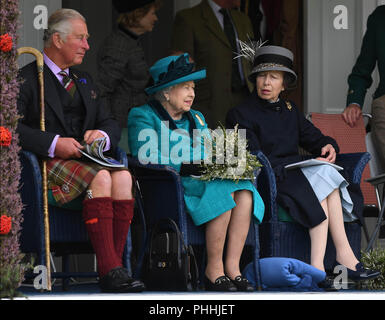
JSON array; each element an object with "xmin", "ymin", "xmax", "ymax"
[
  {"xmin": 170, "ymin": 0, "xmax": 254, "ymax": 127},
  {"xmin": 347, "ymin": 5, "xmax": 385, "ymax": 107}
]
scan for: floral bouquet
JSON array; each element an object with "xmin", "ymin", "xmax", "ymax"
[{"xmin": 198, "ymin": 124, "xmax": 262, "ymax": 182}]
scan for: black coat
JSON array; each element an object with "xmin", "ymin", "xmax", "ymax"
[
  {"xmin": 17, "ymin": 61, "xmax": 121, "ymax": 158},
  {"xmin": 226, "ymin": 91, "xmax": 363, "ymax": 228}
]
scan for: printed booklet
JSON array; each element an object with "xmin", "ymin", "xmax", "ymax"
[
  {"xmin": 79, "ymin": 137, "xmax": 125, "ymax": 168},
  {"xmin": 284, "ymin": 158, "xmax": 343, "ymax": 171}
]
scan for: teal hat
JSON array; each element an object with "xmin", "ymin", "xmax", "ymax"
[{"xmin": 145, "ymin": 53, "xmax": 206, "ymax": 95}]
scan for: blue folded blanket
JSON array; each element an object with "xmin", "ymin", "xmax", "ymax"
[{"xmin": 243, "ymin": 257, "xmax": 326, "ymax": 291}]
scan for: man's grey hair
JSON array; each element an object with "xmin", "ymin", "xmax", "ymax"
[{"xmin": 43, "ymin": 8, "xmax": 86, "ymax": 47}]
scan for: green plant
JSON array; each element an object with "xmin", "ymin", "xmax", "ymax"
[{"xmin": 361, "ymin": 247, "xmax": 385, "ymax": 290}]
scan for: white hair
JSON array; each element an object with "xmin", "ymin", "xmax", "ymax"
[
  {"xmin": 153, "ymin": 85, "xmax": 175, "ymax": 102},
  {"xmin": 43, "ymin": 9, "xmax": 86, "ymax": 47}
]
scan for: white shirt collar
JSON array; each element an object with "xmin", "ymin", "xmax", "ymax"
[{"xmin": 207, "ymin": 0, "xmax": 225, "ymax": 29}]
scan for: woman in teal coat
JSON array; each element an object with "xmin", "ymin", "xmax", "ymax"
[{"xmin": 127, "ymin": 53, "xmax": 264, "ymax": 292}]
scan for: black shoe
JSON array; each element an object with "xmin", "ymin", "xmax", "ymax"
[
  {"xmin": 99, "ymin": 267, "xmax": 145, "ymax": 293},
  {"xmin": 318, "ymin": 276, "xmax": 339, "ymax": 292},
  {"xmin": 229, "ymin": 275, "xmax": 254, "ymax": 292},
  {"xmin": 346, "ymin": 263, "xmax": 381, "ymax": 282},
  {"xmin": 204, "ymin": 275, "xmax": 237, "ymax": 292}
]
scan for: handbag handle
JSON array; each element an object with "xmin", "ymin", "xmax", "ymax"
[{"xmin": 148, "ymin": 218, "xmax": 187, "ymax": 269}]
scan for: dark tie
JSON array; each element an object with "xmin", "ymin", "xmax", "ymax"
[
  {"xmin": 250, "ymin": 0, "xmax": 263, "ymax": 41},
  {"xmin": 58, "ymin": 70, "xmax": 76, "ymax": 97},
  {"xmin": 219, "ymin": 8, "xmax": 243, "ymax": 91}
]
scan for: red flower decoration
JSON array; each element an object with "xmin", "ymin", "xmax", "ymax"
[
  {"xmin": 0, "ymin": 215, "xmax": 12, "ymax": 235},
  {"xmin": 0, "ymin": 126, "xmax": 12, "ymax": 147},
  {"xmin": 0, "ymin": 33, "xmax": 13, "ymax": 52}
]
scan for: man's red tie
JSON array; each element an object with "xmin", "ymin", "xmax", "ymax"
[{"xmin": 59, "ymin": 70, "xmax": 76, "ymax": 97}]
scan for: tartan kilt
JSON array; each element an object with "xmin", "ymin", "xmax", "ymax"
[{"xmin": 47, "ymin": 158, "xmax": 126, "ymax": 204}]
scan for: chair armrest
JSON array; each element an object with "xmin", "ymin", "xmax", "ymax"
[
  {"xmin": 366, "ymin": 173, "xmax": 385, "ymax": 187},
  {"xmin": 336, "ymin": 152, "xmax": 371, "ymax": 185},
  {"xmin": 254, "ymin": 151, "xmax": 278, "ymax": 223}
]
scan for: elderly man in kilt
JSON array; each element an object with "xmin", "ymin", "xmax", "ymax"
[{"xmin": 17, "ymin": 8, "xmax": 145, "ymax": 293}]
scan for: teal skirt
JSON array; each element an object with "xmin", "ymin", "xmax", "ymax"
[{"xmin": 181, "ymin": 177, "xmax": 265, "ymax": 226}]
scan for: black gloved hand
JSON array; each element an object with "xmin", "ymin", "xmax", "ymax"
[{"xmin": 179, "ymin": 163, "xmax": 205, "ymax": 177}]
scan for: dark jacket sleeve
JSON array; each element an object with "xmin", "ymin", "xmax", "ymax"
[
  {"xmin": 346, "ymin": 8, "xmax": 379, "ymax": 107},
  {"xmin": 17, "ymin": 65, "xmax": 57, "ymax": 157}
]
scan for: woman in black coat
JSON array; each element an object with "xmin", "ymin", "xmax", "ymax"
[{"xmin": 226, "ymin": 44, "xmax": 379, "ymax": 284}]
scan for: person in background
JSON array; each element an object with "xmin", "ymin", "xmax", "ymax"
[
  {"xmin": 170, "ymin": 0, "xmax": 254, "ymax": 128},
  {"xmin": 127, "ymin": 53, "xmax": 265, "ymax": 292},
  {"xmin": 97, "ymin": 0, "xmax": 161, "ymax": 152},
  {"xmin": 342, "ymin": 6, "xmax": 385, "ymax": 166},
  {"xmin": 226, "ymin": 44, "xmax": 380, "ymax": 289},
  {"xmin": 17, "ymin": 8, "xmax": 145, "ymax": 293}
]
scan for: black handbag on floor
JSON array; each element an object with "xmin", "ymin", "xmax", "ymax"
[{"xmin": 143, "ymin": 218, "xmax": 199, "ymax": 291}]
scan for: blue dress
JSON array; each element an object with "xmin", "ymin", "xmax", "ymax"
[{"xmin": 127, "ymin": 102, "xmax": 265, "ymax": 226}]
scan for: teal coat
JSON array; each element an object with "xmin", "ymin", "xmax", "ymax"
[
  {"xmin": 347, "ymin": 5, "xmax": 385, "ymax": 107},
  {"xmin": 127, "ymin": 102, "xmax": 264, "ymax": 226}
]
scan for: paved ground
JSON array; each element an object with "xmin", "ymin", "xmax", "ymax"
[{"xmin": 16, "ymin": 282, "xmax": 385, "ymax": 300}]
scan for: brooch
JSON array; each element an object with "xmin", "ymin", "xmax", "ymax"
[
  {"xmin": 286, "ymin": 101, "xmax": 292, "ymax": 111},
  {"xmin": 195, "ymin": 114, "xmax": 205, "ymax": 126},
  {"xmin": 90, "ymin": 90, "xmax": 97, "ymax": 100}
]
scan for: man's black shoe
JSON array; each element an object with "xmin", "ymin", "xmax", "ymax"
[{"xmin": 99, "ymin": 267, "xmax": 145, "ymax": 293}]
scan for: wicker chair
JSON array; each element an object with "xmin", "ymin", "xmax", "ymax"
[
  {"xmin": 257, "ymin": 147, "xmax": 368, "ymax": 271},
  {"xmin": 127, "ymin": 157, "xmax": 263, "ymax": 290},
  {"xmin": 310, "ymin": 113, "xmax": 382, "ymax": 251},
  {"xmin": 19, "ymin": 148, "xmax": 134, "ymax": 290}
]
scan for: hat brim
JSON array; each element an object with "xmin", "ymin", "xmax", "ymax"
[
  {"xmin": 249, "ymin": 65, "xmax": 297, "ymax": 87},
  {"xmin": 145, "ymin": 69, "xmax": 206, "ymax": 95}
]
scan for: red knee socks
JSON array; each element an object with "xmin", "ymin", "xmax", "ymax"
[
  {"xmin": 112, "ymin": 199, "xmax": 134, "ymax": 261},
  {"xmin": 82, "ymin": 197, "xmax": 122, "ymax": 277}
]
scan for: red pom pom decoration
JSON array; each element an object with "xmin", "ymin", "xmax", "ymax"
[
  {"xmin": 0, "ymin": 33, "xmax": 13, "ymax": 52},
  {"xmin": 0, "ymin": 215, "xmax": 12, "ymax": 235},
  {"xmin": 0, "ymin": 126, "xmax": 12, "ymax": 147}
]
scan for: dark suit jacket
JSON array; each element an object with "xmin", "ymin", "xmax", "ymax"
[
  {"xmin": 171, "ymin": 0, "xmax": 254, "ymax": 128},
  {"xmin": 17, "ymin": 61, "xmax": 121, "ymax": 158},
  {"xmin": 347, "ymin": 5, "xmax": 385, "ymax": 107}
]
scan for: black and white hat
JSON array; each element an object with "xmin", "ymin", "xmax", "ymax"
[
  {"xmin": 249, "ymin": 45, "xmax": 297, "ymax": 86},
  {"xmin": 238, "ymin": 40, "xmax": 297, "ymax": 87}
]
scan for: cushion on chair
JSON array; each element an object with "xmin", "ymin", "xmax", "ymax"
[{"xmin": 243, "ymin": 257, "xmax": 326, "ymax": 291}]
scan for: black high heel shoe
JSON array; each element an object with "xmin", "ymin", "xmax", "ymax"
[
  {"xmin": 345, "ymin": 262, "xmax": 380, "ymax": 282},
  {"xmin": 204, "ymin": 275, "xmax": 237, "ymax": 292},
  {"xmin": 229, "ymin": 275, "xmax": 254, "ymax": 292}
]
